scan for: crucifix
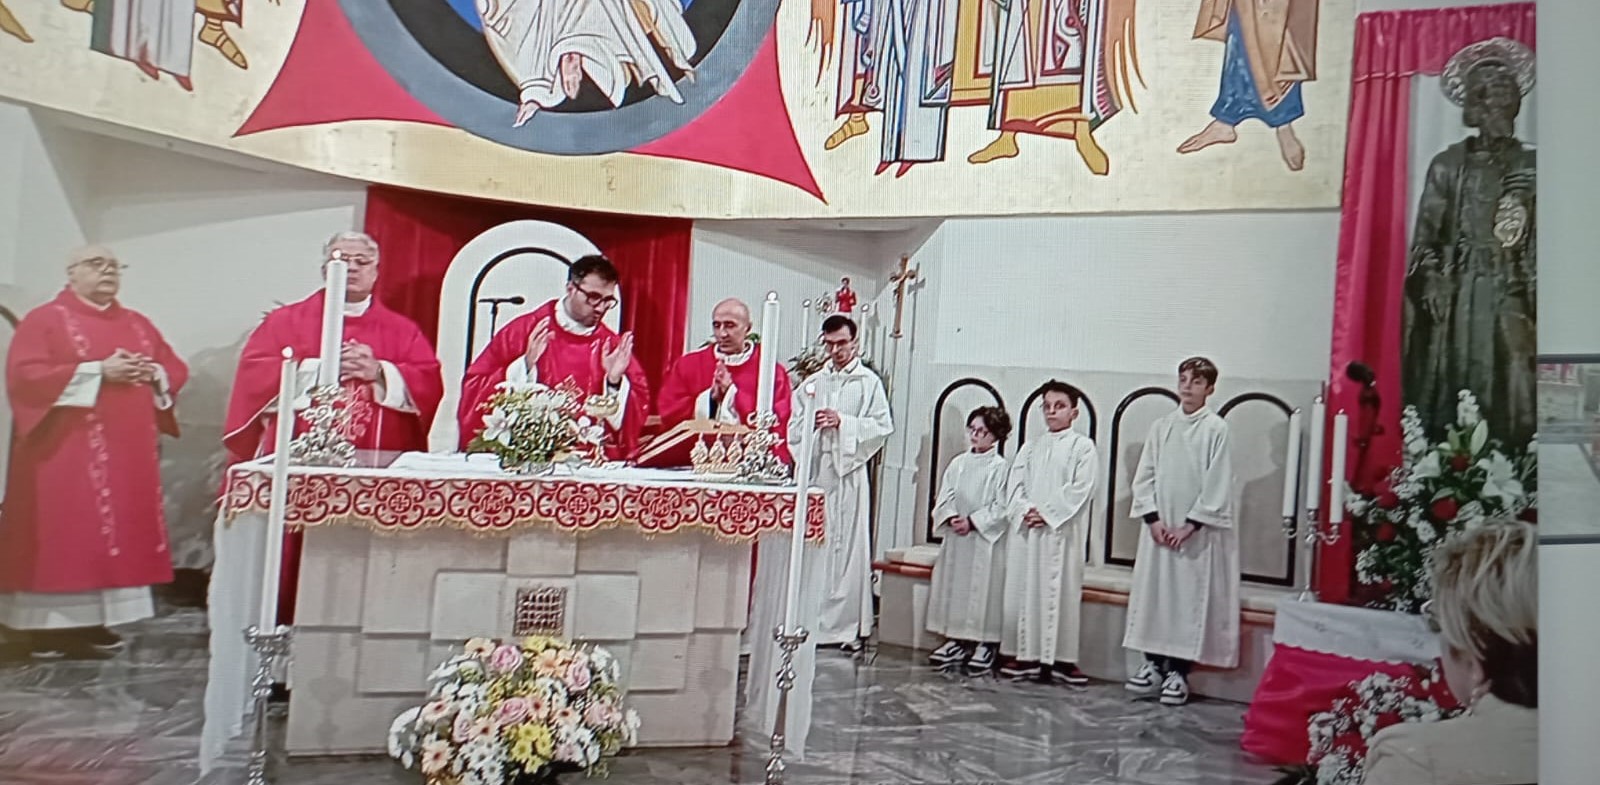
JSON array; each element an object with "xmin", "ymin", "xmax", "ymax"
[{"xmin": 888, "ymin": 255, "xmax": 919, "ymax": 339}]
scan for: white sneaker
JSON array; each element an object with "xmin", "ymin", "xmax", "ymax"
[
  {"xmin": 1124, "ymin": 662, "xmax": 1162, "ymax": 695},
  {"xmin": 1159, "ymin": 671, "xmax": 1190, "ymax": 706},
  {"xmin": 928, "ymin": 640, "xmax": 967, "ymax": 666}
]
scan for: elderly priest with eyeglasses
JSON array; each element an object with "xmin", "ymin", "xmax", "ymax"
[
  {"xmin": 458, "ymin": 255, "xmax": 651, "ymax": 460},
  {"xmin": 0, "ymin": 246, "xmax": 188, "ymax": 660}
]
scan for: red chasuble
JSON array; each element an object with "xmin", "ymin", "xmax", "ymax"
[
  {"xmin": 457, "ymin": 300, "xmax": 651, "ymax": 461},
  {"xmin": 221, "ymin": 291, "xmax": 443, "ymax": 623},
  {"xmin": 0, "ymin": 289, "xmax": 189, "ymax": 594},
  {"xmin": 221, "ymin": 292, "xmax": 444, "ymax": 462},
  {"xmin": 656, "ymin": 343, "xmax": 794, "ymax": 464}
]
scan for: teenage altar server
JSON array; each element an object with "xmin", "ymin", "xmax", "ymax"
[
  {"xmin": 1123, "ymin": 356, "xmax": 1238, "ymax": 707},
  {"xmin": 793, "ymin": 314, "xmax": 893, "ymax": 651},
  {"xmin": 998, "ymin": 381, "xmax": 1096, "ymax": 685},
  {"xmin": 925, "ymin": 406, "xmax": 1013, "ymax": 675}
]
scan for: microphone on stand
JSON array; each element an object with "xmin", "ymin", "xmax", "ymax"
[{"xmin": 480, "ymin": 295, "xmax": 526, "ymax": 335}]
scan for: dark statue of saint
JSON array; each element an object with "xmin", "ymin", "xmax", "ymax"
[{"xmin": 1403, "ymin": 37, "xmax": 1537, "ymax": 450}]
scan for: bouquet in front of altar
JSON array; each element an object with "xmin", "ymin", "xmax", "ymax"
[
  {"xmin": 467, "ymin": 381, "xmax": 606, "ymax": 473},
  {"xmin": 1275, "ymin": 665, "xmax": 1461, "ymax": 785},
  {"xmin": 388, "ymin": 636, "xmax": 640, "ymax": 785},
  {"xmin": 1346, "ymin": 390, "xmax": 1536, "ymax": 613}
]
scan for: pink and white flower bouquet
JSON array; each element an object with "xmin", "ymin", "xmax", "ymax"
[{"xmin": 388, "ymin": 636, "xmax": 639, "ymax": 785}]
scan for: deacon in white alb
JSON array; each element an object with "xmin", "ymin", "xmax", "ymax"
[
  {"xmin": 791, "ymin": 314, "xmax": 893, "ymax": 650},
  {"xmin": 1123, "ymin": 356, "xmax": 1239, "ymax": 707},
  {"xmin": 925, "ymin": 406, "xmax": 1013, "ymax": 675},
  {"xmin": 997, "ymin": 381, "xmax": 1097, "ymax": 686}
]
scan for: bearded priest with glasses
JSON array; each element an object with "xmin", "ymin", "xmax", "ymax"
[{"xmin": 457, "ymin": 255, "xmax": 650, "ymax": 461}]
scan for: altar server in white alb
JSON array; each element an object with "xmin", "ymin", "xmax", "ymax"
[
  {"xmin": 792, "ymin": 314, "xmax": 893, "ymax": 651},
  {"xmin": 997, "ymin": 381, "xmax": 1097, "ymax": 685},
  {"xmin": 926, "ymin": 406, "xmax": 1013, "ymax": 675},
  {"xmin": 1123, "ymin": 356, "xmax": 1238, "ymax": 707}
]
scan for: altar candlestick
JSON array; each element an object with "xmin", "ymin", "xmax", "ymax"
[
  {"xmin": 259, "ymin": 348, "xmax": 296, "ymax": 631},
  {"xmin": 1304, "ymin": 397, "xmax": 1326, "ymax": 512},
  {"xmin": 783, "ymin": 384, "xmax": 817, "ymax": 633},
  {"xmin": 800, "ymin": 300, "xmax": 813, "ymax": 356},
  {"xmin": 317, "ymin": 255, "xmax": 348, "ymax": 387},
  {"xmin": 1281, "ymin": 409, "xmax": 1303, "ymax": 520},
  {"xmin": 756, "ymin": 292, "xmax": 779, "ymax": 416},
  {"xmin": 1329, "ymin": 411, "xmax": 1349, "ymax": 524}
]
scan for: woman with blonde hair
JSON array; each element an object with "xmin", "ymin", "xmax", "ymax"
[{"xmin": 1363, "ymin": 520, "xmax": 1538, "ymax": 785}]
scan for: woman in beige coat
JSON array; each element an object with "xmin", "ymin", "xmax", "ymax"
[{"xmin": 1362, "ymin": 521, "xmax": 1538, "ymax": 785}]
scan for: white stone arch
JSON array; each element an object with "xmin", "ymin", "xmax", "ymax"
[{"xmin": 428, "ymin": 220, "xmax": 620, "ymax": 451}]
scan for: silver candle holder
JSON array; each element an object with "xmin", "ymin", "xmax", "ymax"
[
  {"xmin": 289, "ymin": 385, "xmax": 356, "ymax": 467},
  {"xmin": 737, "ymin": 411, "xmax": 791, "ymax": 485},
  {"xmin": 764, "ymin": 625, "xmax": 809, "ymax": 785},
  {"xmin": 243, "ymin": 625, "xmax": 293, "ymax": 785}
]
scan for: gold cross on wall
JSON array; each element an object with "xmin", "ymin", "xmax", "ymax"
[{"xmin": 889, "ymin": 255, "xmax": 919, "ymax": 339}]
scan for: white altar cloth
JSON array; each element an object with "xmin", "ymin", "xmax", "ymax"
[{"xmin": 1272, "ymin": 597, "xmax": 1440, "ymax": 665}]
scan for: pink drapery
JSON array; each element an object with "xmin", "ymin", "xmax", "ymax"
[{"xmin": 1322, "ymin": 3, "xmax": 1536, "ymax": 603}]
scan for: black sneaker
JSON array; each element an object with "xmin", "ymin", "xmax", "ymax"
[
  {"xmin": 79, "ymin": 627, "xmax": 126, "ymax": 653},
  {"xmin": 998, "ymin": 660, "xmax": 1041, "ymax": 680},
  {"xmin": 1048, "ymin": 663, "xmax": 1090, "ymax": 686},
  {"xmin": 928, "ymin": 640, "xmax": 968, "ymax": 666},
  {"xmin": 964, "ymin": 644, "xmax": 998, "ymax": 676}
]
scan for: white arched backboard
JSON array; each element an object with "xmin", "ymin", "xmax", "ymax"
[{"xmin": 429, "ymin": 221, "xmax": 621, "ymax": 451}]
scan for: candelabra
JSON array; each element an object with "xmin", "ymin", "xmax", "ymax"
[
  {"xmin": 1290, "ymin": 507, "xmax": 1345, "ymax": 602},
  {"xmin": 764, "ymin": 625, "xmax": 809, "ymax": 785},
  {"xmin": 243, "ymin": 625, "xmax": 293, "ymax": 785},
  {"xmin": 737, "ymin": 411, "xmax": 791, "ymax": 485},
  {"xmin": 289, "ymin": 385, "xmax": 356, "ymax": 467}
]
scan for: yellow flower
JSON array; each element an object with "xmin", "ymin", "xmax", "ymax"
[
  {"xmin": 520, "ymin": 635, "xmax": 552, "ymax": 654},
  {"xmin": 508, "ymin": 739, "xmax": 535, "ymax": 766}
]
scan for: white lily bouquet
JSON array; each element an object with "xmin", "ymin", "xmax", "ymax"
[{"xmin": 467, "ymin": 382, "xmax": 605, "ymax": 474}]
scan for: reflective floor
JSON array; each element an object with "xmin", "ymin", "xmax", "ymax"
[{"xmin": 0, "ymin": 606, "xmax": 1277, "ymax": 785}]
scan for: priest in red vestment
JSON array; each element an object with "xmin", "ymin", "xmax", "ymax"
[
  {"xmin": 0, "ymin": 246, "xmax": 188, "ymax": 660},
  {"xmin": 657, "ymin": 298, "xmax": 793, "ymax": 463},
  {"xmin": 457, "ymin": 255, "xmax": 650, "ymax": 460},
  {"xmin": 222, "ymin": 231, "xmax": 443, "ymax": 623}
]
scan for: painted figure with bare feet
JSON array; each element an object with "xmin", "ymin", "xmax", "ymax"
[{"xmin": 1178, "ymin": 0, "xmax": 1319, "ymax": 171}]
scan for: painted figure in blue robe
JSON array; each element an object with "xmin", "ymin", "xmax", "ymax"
[{"xmin": 1177, "ymin": 0, "xmax": 1319, "ymax": 171}]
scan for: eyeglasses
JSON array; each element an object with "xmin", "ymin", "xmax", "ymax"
[
  {"xmin": 75, "ymin": 258, "xmax": 127, "ymax": 274},
  {"xmin": 573, "ymin": 284, "xmax": 618, "ymax": 311},
  {"xmin": 1420, "ymin": 600, "xmax": 1441, "ymax": 634},
  {"xmin": 966, "ymin": 425, "xmax": 991, "ymax": 436},
  {"xmin": 821, "ymin": 337, "xmax": 854, "ymax": 349}
]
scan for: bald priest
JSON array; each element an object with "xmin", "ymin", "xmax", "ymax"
[
  {"xmin": 656, "ymin": 298, "xmax": 793, "ymax": 462},
  {"xmin": 0, "ymin": 246, "xmax": 188, "ymax": 660}
]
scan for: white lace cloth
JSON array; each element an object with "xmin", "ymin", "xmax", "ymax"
[{"xmin": 1272, "ymin": 597, "xmax": 1440, "ymax": 665}]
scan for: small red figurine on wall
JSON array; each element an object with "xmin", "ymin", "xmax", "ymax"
[{"xmin": 834, "ymin": 277, "xmax": 857, "ymax": 314}]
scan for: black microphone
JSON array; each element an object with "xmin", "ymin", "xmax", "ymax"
[{"xmin": 479, "ymin": 295, "xmax": 526, "ymax": 306}]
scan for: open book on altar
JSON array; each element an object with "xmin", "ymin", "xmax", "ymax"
[{"xmin": 636, "ymin": 419, "xmax": 753, "ymax": 468}]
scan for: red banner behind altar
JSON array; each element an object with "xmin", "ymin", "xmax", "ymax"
[
  {"xmin": 362, "ymin": 187, "xmax": 691, "ymax": 403},
  {"xmin": 1321, "ymin": 2, "xmax": 1536, "ymax": 603}
]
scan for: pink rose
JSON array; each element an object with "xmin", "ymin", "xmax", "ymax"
[
  {"xmin": 452, "ymin": 711, "xmax": 475, "ymax": 742},
  {"xmin": 584, "ymin": 702, "xmax": 617, "ymax": 728},
  {"xmin": 489, "ymin": 644, "xmax": 525, "ymax": 674},
  {"xmin": 565, "ymin": 662, "xmax": 593, "ymax": 692},
  {"xmin": 494, "ymin": 697, "xmax": 532, "ymax": 726}
]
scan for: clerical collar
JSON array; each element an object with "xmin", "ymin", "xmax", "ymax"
[
  {"xmin": 718, "ymin": 342, "xmax": 755, "ymax": 366},
  {"xmin": 557, "ymin": 299, "xmax": 597, "ymax": 336},
  {"xmin": 345, "ymin": 297, "xmax": 372, "ymax": 317}
]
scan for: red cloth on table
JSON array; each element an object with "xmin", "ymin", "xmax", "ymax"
[
  {"xmin": 1241, "ymin": 644, "xmax": 1419, "ymax": 765},
  {"xmin": 0, "ymin": 289, "xmax": 189, "ymax": 593},
  {"xmin": 457, "ymin": 300, "xmax": 650, "ymax": 461},
  {"xmin": 222, "ymin": 291, "xmax": 443, "ymax": 623},
  {"xmin": 656, "ymin": 342, "xmax": 793, "ymax": 465}
]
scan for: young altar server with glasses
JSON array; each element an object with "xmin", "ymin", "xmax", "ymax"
[
  {"xmin": 1123, "ymin": 356, "xmax": 1239, "ymax": 707},
  {"xmin": 997, "ymin": 382, "xmax": 1097, "ymax": 685},
  {"xmin": 926, "ymin": 406, "xmax": 1014, "ymax": 675}
]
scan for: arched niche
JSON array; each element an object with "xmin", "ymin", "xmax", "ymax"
[
  {"xmin": 1016, "ymin": 380, "xmax": 1098, "ymax": 446},
  {"xmin": 429, "ymin": 221, "xmax": 621, "ymax": 451},
  {"xmin": 924, "ymin": 378, "xmax": 1006, "ymax": 544},
  {"xmin": 1102, "ymin": 387, "xmax": 1180, "ymax": 567},
  {"xmin": 1219, "ymin": 391, "xmax": 1297, "ymax": 587}
]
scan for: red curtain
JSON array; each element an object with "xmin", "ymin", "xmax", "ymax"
[
  {"xmin": 361, "ymin": 187, "xmax": 692, "ymax": 403},
  {"xmin": 1323, "ymin": 3, "xmax": 1535, "ymax": 602}
]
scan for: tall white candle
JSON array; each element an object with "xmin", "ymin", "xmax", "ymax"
[
  {"xmin": 259, "ymin": 348, "xmax": 296, "ymax": 631},
  {"xmin": 756, "ymin": 292, "xmax": 779, "ymax": 416},
  {"xmin": 1305, "ymin": 397, "xmax": 1326, "ymax": 512},
  {"xmin": 783, "ymin": 384, "xmax": 817, "ymax": 633},
  {"xmin": 1281, "ymin": 409, "xmax": 1303, "ymax": 519},
  {"xmin": 800, "ymin": 299, "xmax": 813, "ymax": 354},
  {"xmin": 1329, "ymin": 411, "xmax": 1350, "ymax": 524},
  {"xmin": 317, "ymin": 256, "xmax": 348, "ymax": 387}
]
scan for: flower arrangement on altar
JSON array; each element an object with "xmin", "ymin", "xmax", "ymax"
[
  {"xmin": 1346, "ymin": 391, "xmax": 1536, "ymax": 613},
  {"xmin": 388, "ymin": 636, "xmax": 640, "ymax": 785},
  {"xmin": 1273, "ymin": 665, "xmax": 1462, "ymax": 785},
  {"xmin": 466, "ymin": 382, "xmax": 607, "ymax": 474}
]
